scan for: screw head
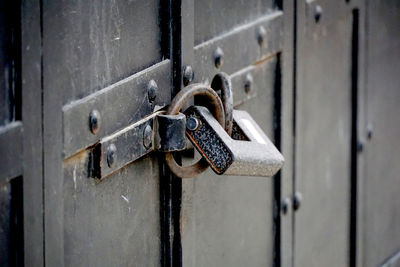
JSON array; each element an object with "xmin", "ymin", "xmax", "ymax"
[
  {"xmin": 314, "ymin": 5, "xmax": 323, "ymax": 23},
  {"xmin": 244, "ymin": 74, "xmax": 253, "ymax": 94},
  {"xmin": 186, "ymin": 117, "xmax": 200, "ymax": 131},
  {"xmin": 107, "ymin": 144, "xmax": 117, "ymax": 168},
  {"xmin": 143, "ymin": 125, "xmax": 153, "ymax": 149},
  {"xmin": 147, "ymin": 80, "xmax": 158, "ymax": 103},
  {"xmin": 89, "ymin": 109, "xmax": 101, "ymax": 134},
  {"xmin": 214, "ymin": 47, "xmax": 224, "ymax": 69},
  {"xmin": 183, "ymin": 65, "xmax": 194, "ymax": 86},
  {"xmin": 257, "ymin": 26, "xmax": 267, "ymax": 46}
]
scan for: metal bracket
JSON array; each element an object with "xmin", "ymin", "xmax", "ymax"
[{"xmin": 89, "ymin": 110, "xmax": 186, "ymax": 179}]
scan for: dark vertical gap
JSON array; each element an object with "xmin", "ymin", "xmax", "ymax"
[
  {"xmin": 350, "ymin": 8, "xmax": 359, "ymax": 267},
  {"xmin": 160, "ymin": 0, "xmax": 182, "ymax": 266},
  {"xmin": 292, "ymin": 0, "xmax": 297, "ymax": 265},
  {"xmin": 159, "ymin": 0, "xmax": 173, "ymax": 266},
  {"xmin": 39, "ymin": 0, "xmax": 45, "ymax": 265},
  {"xmin": 275, "ymin": 0, "xmax": 283, "ymax": 10},
  {"xmin": 171, "ymin": 0, "xmax": 183, "ymax": 266},
  {"xmin": 159, "ymin": 156, "xmax": 172, "ymax": 267},
  {"xmin": 9, "ymin": 176, "xmax": 24, "ymax": 267},
  {"xmin": 273, "ymin": 53, "xmax": 282, "ymax": 267},
  {"xmin": 6, "ymin": 0, "xmax": 21, "ymax": 122},
  {"xmin": 6, "ymin": 0, "xmax": 24, "ymax": 265},
  {"xmin": 159, "ymin": 0, "xmax": 171, "ymax": 60}
]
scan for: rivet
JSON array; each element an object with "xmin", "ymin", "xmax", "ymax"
[
  {"xmin": 89, "ymin": 109, "xmax": 101, "ymax": 134},
  {"xmin": 214, "ymin": 47, "xmax": 224, "ymax": 69},
  {"xmin": 186, "ymin": 117, "xmax": 200, "ymax": 131},
  {"xmin": 183, "ymin": 65, "xmax": 194, "ymax": 86},
  {"xmin": 366, "ymin": 124, "xmax": 373, "ymax": 140},
  {"xmin": 257, "ymin": 26, "xmax": 267, "ymax": 46},
  {"xmin": 314, "ymin": 5, "xmax": 323, "ymax": 23},
  {"xmin": 143, "ymin": 124, "xmax": 153, "ymax": 149},
  {"xmin": 147, "ymin": 80, "xmax": 158, "ymax": 103},
  {"xmin": 281, "ymin": 197, "xmax": 291, "ymax": 215},
  {"xmin": 357, "ymin": 141, "xmax": 364, "ymax": 153},
  {"xmin": 106, "ymin": 144, "xmax": 117, "ymax": 168},
  {"xmin": 293, "ymin": 192, "xmax": 303, "ymax": 211},
  {"xmin": 244, "ymin": 74, "xmax": 253, "ymax": 94}
]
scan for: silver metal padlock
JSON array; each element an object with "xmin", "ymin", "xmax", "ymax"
[{"xmin": 185, "ymin": 105, "xmax": 284, "ymax": 177}]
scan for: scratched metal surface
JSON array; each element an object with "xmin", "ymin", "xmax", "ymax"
[
  {"xmin": 42, "ymin": 0, "xmax": 163, "ymax": 265},
  {"xmin": 362, "ymin": 1, "xmax": 400, "ymax": 266},
  {"xmin": 294, "ymin": 1, "xmax": 353, "ymax": 266}
]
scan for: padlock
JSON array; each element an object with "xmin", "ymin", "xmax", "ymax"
[{"xmin": 185, "ymin": 105, "xmax": 284, "ymax": 177}]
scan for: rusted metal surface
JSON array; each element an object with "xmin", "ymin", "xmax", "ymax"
[
  {"xmin": 155, "ymin": 113, "xmax": 187, "ymax": 152},
  {"xmin": 193, "ymin": 11, "xmax": 283, "ymax": 85},
  {"xmin": 62, "ymin": 60, "xmax": 171, "ymax": 158},
  {"xmin": 210, "ymin": 72, "xmax": 233, "ymax": 135},
  {"xmin": 88, "ymin": 110, "xmax": 187, "ymax": 179},
  {"xmin": 165, "ymin": 83, "xmax": 225, "ymax": 178}
]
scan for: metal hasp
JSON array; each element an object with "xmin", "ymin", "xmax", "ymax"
[
  {"xmin": 185, "ymin": 106, "xmax": 284, "ymax": 177},
  {"xmin": 89, "ymin": 111, "xmax": 186, "ymax": 179}
]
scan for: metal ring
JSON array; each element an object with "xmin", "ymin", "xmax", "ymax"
[
  {"xmin": 165, "ymin": 83, "xmax": 225, "ymax": 178},
  {"xmin": 211, "ymin": 72, "xmax": 233, "ymax": 135}
]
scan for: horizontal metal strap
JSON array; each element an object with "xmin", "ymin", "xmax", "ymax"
[
  {"xmin": 193, "ymin": 11, "xmax": 283, "ymax": 82},
  {"xmin": 62, "ymin": 60, "xmax": 171, "ymax": 158},
  {"xmin": 0, "ymin": 121, "xmax": 23, "ymax": 184},
  {"xmin": 89, "ymin": 111, "xmax": 186, "ymax": 179}
]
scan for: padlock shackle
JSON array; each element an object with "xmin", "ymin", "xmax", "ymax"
[{"xmin": 165, "ymin": 83, "xmax": 225, "ymax": 178}]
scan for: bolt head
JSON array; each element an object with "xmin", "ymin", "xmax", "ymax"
[
  {"xmin": 214, "ymin": 47, "xmax": 224, "ymax": 69},
  {"xmin": 143, "ymin": 125, "xmax": 153, "ymax": 149},
  {"xmin": 257, "ymin": 26, "xmax": 267, "ymax": 46},
  {"xmin": 314, "ymin": 5, "xmax": 323, "ymax": 23},
  {"xmin": 89, "ymin": 109, "xmax": 101, "ymax": 134},
  {"xmin": 244, "ymin": 74, "xmax": 253, "ymax": 94},
  {"xmin": 107, "ymin": 144, "xmax": 117, "ymax": 168},
  {"xmin": 147, "ymin": 80, "xmax": 158, "ymax": 103},
  {"xmin": 186, "ymin": 117, "xmax": 200, "ymax": 131},
  {"xmin": 183, "ymin": 66, "xmax": 194, "ymax": 86}
]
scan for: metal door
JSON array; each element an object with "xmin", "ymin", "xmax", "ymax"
[{"xmin": 1, "ymin": 1, "xmax": 400, "ymax": 266}]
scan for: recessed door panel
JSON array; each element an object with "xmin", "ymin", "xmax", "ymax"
[
  {"xmin": 295, "ymin": 2, "xmax": 353, "ymax": 266},
  {"xmin": 181, "ymin": 1, "xmax": 284, "ymax": 265},
  {"xmin": 42, "ymin": 0, "xmax": 168, "ymax": 265}
]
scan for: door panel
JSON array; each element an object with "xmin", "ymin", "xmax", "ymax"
[
  {"xmin": 182, "ymin": 59, "xmax": 279, "ymax": 266},
  {"xmin": 42, "ymin": 0, "xmax": 169, "ymax": 265},
  {"xmin": 362, "ymin": 1, "xmax": 400, "ymax": 265},
  {"xmin": 181, "ymin": 1, "xmax": 284, "ymax": 266},
  {"xmin": 295, "ymin": 1, "xmax": 353, "ymax": 266}
]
